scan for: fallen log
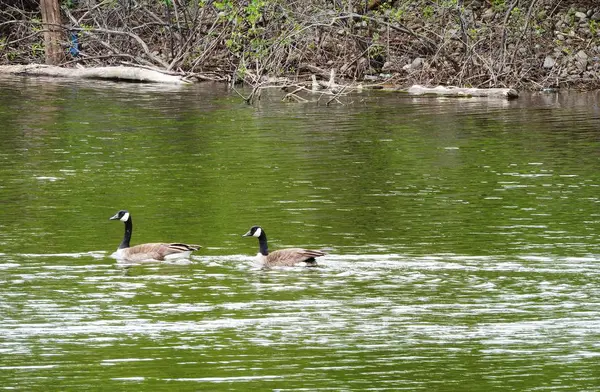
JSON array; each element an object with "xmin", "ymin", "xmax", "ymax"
[
  {"xmin": 0, "ymin": 64, "xmax": 190, "ymax": 85},
  {"xmin": 407, "ymin": 85, "xmax": 518, "ymax": 99}
]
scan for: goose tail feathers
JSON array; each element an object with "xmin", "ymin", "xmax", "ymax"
[{"xmin": 168, "ymin": 243, "xmax": 201, "ymax": 252}]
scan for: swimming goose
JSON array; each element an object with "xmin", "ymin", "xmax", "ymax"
[
  {"xmin": 109, "ymin": 210, "xmax": 200, "ymax": 262},
  {"xmin": 242, "ymin": 225, "xmax": 326, "ymax": 267}
]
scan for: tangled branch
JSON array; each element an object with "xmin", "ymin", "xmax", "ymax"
[{"xmin": 0, "ymin": 0, "xmax": 597, "ymax": 90}]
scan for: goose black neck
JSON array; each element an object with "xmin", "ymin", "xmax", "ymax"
[
  {"xmin": 119, "ymin": 217, "xmax": 132, "ymax": 249},
  {"xmin": 257, "ymin": 232, "xmax": 269, "ymax": 256}
]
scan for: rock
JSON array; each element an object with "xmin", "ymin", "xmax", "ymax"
[
  {"xmin": 543, "ymin": 56, "xmax": 556, "ymax": 69},
  {"xmin": 411, "ymin": 57, "xmax": 424, "ymax": 69},
  {"xmin": 592, "ymin": 12, "xmax": 600, "ymax": 21},
  {"xmin": 576, "ymin": 50, "xmax": 589, "ymax": 60},
  {"xmin": 402, "ymin": 57, "xmax": 425, "ymax": 72},
  {"xmin": 575, "ymin": 51, "xmax": 589, "ymax": 72},
  {"xmin": 575, "ymin": 11, "xmax": 587, "ymax": 20},
  {"xmin": 447, "ymin": 29, "xmax": 459, "ymax": 39},
  {"xmin": 357, "ymin": 57, "xmax": 369, "ymax": 71},
  {"xmin": 381, "ymin": 61, "xmax": 401, "ymax": 73},
  {"xmin": 482, "ymin": 8, "xmax": 495, "ymax": 20}
]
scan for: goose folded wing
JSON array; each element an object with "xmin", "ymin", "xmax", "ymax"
[
  {"xmin": 268, "ymin": 248, "xmax": 326, "ymax": 265},
  {"xmin": 300, "ymin": 249, "xmax": 327, "ymax": 258},
  {"xmin": 125, "ymin": 243, "xmax": 198, "ymax": 261}
]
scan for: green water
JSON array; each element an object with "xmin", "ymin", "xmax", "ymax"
[{"xmin": 0, "ymin": 78, "xmax": 599, "ymax": 391}]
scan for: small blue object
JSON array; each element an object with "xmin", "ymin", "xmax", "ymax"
[{"xmin": 69, "ymin": 32, "xmax": 80, "ymax": 57}]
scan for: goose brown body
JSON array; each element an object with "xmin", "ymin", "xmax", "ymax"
[
  {"xmin": 110, "ymin": 210, "xmax": 200, "ymax": 262},
  {"xmin": 259, "ymin": 248, "xmax": 326, "ymax": 267},
  {"xmin": 114, "ymin": 242, "xmax": 201, "ymax": 262},
  {"xmin": 243, "ymin": 226, "xmax": 325, "ymax": 267}
]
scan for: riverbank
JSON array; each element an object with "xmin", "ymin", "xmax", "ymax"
[{"xmin": 1, "ymin": 1, "xmax": 598, "ymax": 90}]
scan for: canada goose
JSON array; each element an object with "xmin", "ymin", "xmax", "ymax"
[
  {"xmin": 109, "ymin": 210, "xmax": 200, "ymax": 262},
  {"xmin": 242, "ymin": 225, "xmax": 326, "ymax": 267}
]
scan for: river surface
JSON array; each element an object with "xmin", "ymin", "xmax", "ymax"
[{"xmin": 0, "ymin": 77, "xmax": 599, "ymax": 391}]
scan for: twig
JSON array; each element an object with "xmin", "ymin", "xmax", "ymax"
[
  {"xmin": 6, "ymin": 31, "xmax": 40, "ymax": 45},
  {"xmin": 498, "ymin": 0, "xmax": 519, "ymax": 74},
  {"xmin": 283, "ymin": 92, "xmax": 309, "ymax": 103},
  {"xmin": 63, "ymin": 7, "xmax": 169, "ymax": 70},
  {"xmin": 282, "ymin": 85, "xmax": 309, "ymax": 101},
  {"xmin": 326, "ymin": 83, "xmax": 348, "ymax": 106},
  {"xmin": 508, "ymin": 0, "xmax": 539, "ymax": 73},
  {"xmin": 59, "ymin": 53, "xmax": 137, "ymax": 66},
  {"xmin": 232, "ymin": 82, "xmax": 263, "ymax": 105},
  {"xmin": 334, "ymin": 13, "xmax": 438, "ymax": 54}
]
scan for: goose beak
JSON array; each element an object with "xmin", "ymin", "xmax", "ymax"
[
  {"xmin": 109, "ymin": 213, "xmax": 120, "ymax": 220},
  {"xmin": 242, "ymin": 230, "xmax": 252, "ymax": 237}
]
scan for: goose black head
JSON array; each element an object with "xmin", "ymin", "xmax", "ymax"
[
  {"xmin": 110, "ymin": 210, "xmax": 130, "ymax": 222},
  {"xmin": 243, "ymin": 226, "xmax": 263, "ymax": 238}
]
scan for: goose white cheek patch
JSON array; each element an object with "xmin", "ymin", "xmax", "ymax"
[
  {"xmin": 120, "ymin": 212, "xmax": 130, "ymax": 222},
  {"xmin": 253, "ymin": 228, "xmax": 262, "ymax": 237}
]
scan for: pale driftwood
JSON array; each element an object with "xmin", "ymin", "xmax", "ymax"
[
  {"xmin": 0, "ymin": 64, "xmax": 190, "ymax": 85},
  {"xmin": 407, "ymin": 85, "xmax": 518, "ymax": 99}
]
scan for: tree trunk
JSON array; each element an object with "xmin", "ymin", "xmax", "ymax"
[{"xmin": 40, "ymin": 0, "xmax": 63, "ymax": 65}]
